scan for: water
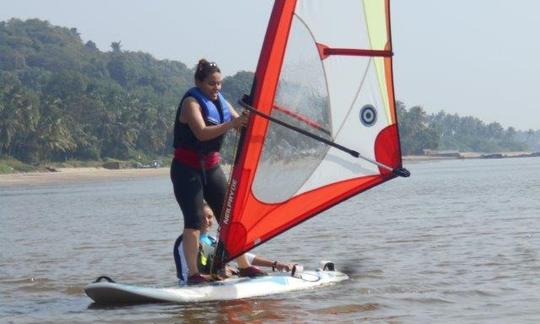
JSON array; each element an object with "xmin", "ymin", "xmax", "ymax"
[{"xmin": 1, "ymin": 157, "xmax": 539, "ymax": 323}]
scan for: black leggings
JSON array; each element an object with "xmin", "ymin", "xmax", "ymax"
[{"xmin": 170, "ymin": 159, "xmax": 227, "ymax": 229}]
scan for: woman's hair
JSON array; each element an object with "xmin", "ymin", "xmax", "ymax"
[{"xmin": 195, "ymin": 59, "xmax": 221, "ymax": 82}]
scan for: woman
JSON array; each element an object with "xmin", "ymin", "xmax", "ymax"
[{"xmin": 170, "ymin": 59, "xmax": 263, "ymax": 284}]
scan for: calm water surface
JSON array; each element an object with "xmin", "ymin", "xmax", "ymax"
[{"xmin": 1, "ymin": 157, "xmax": 539, "ymax": 323}]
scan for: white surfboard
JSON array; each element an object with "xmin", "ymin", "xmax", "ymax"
[{"xmin": 85, "ymin": 264, "xmax": 348, "ymax": 304}]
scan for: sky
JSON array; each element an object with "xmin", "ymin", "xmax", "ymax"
[{"xmin": 1, "ymin": 0, "xmax": 539, "ymax": 130}]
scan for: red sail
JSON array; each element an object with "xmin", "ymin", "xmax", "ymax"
[{"xmin": 214, "ymin": 0, "xmax": 406, "ymax": 265}]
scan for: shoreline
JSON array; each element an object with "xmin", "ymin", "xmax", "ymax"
[
  {"xmin": 404, "ymin": 151, "xmax": 539, "ymax": 161},
  {"xmin": 0, "ymin": 167, "xmax": 170, "ymax": 186},
  {"xmin": 1, "ymin": 152, "xmax": 537, "ymax": 186}
]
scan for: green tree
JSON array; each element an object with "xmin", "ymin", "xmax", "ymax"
[
  {"xmin": 0, "ymin": 73, "xmax": 40, "ymax": 157},
  {"xmin": 397, "ymin": 103, "xmax": 439, "ymax": 155},
  {"xmin": 222, "ymin": 71, "xmax": 254, "ymax": 106}
]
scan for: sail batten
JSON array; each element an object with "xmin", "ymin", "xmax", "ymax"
[{"xmin": 213, "ymin": 0, "xmax": 407, "ymax": 267}]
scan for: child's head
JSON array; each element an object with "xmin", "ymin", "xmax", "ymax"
[{"xmin": 200, "ymin": 202, "xmax": 214, "ymax": 233}]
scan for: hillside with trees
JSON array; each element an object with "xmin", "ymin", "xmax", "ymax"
[
  {"xmin": 0, "ymin": 18, "xmax": 250, "ymax": 166},
  {"xmin": 396, "ymin": 102, "xmax": 533, "ymax": 155},
  {"xmin": 0, "ymin": 19, "xmax": 537, "ymax": 170}
]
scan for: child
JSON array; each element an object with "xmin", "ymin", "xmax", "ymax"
[{"xmin": 174, "ymin": 202, "xmax": 293, "ymax": 284}]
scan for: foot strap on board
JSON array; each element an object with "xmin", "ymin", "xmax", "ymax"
[
  {"xmin": 93, "ymin": 276, "xmax": 115, "ymax": 283},
  {"xmin": 291, "ymin": 264, "xmax": 304, "ymax": 279},
  {"xmin": 320, "ymin": 261, "xmax": 335, "ymax": 271}
]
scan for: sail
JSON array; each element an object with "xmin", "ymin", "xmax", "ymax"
[{"xmin": 214, "ymin": 0, "xmax": 407, "ymax": 265}]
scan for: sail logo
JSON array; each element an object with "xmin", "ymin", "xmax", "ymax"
[
  {"xmin": 360, "ymin": 105, "xmax": 377, "ymax": 127},
  {"xmin": 223, "ymin": 178, "xmax": 237, "ymax": 225}
]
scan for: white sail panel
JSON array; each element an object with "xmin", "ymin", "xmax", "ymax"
[
  {"xmin": 300, "ymin": 57, "xmax": 391, "ymax": 193},
  {"xmin": 251, "ymin": 14, "xmax": 331, "ymax": 203},
  {"xmin": 252, "ymin": 1, "xmax": 394, "ymax": 202},
  {"xmin": 295, "ymin": 0, "xmax": 371, "ymax": 49}
]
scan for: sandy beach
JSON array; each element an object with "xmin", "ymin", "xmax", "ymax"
[
  {"xmin": 1, "ymin": 151, "xmax": 536, "ymax": 186},
  {"xmin": 0, "ymin": 167, "xmax": 170, "ymax": 186}
]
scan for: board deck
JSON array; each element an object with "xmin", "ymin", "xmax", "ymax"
[{"xmin": 85, "ymin": 268, "xmax": 348, "ymax": 304}]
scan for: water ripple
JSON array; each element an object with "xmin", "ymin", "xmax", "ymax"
[{"xmin": 1, "ymin": 158, "xmax": 539, "ymax": 322}]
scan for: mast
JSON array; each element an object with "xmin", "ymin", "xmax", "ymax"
[{"xmin": 214, "ymin": 0, "xmax": 298, "ymax": 267}]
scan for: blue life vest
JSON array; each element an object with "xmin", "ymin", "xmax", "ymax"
[
  {"xmin": 173, "ymin": 234, "xmax": 217, "ymax": 280},
  {"xmin": 184, "ymin": 87, "xmax": 232, "ymax": 124},
  {"xmin": 200, "ymin": 233, "xmax": 216, "ymax": 247},
  {"xmin": 173, "ymin": 87, "xmax": 233, "ymax": 153}
]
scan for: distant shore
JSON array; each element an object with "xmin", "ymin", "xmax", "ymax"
[
  {"xmin": 404, "ymin": 151, "xmax": 539, "ymax": 161},
  {"xmin": 1, "ymin": 152, "xmax": 538, "ymax": 186},
  {"xmin": 0, "ymin": 167, "xmax": 170, "ymax": 186}
]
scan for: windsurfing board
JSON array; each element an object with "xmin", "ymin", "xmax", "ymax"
[{"xmin": 85, "ymin": 267, "xmax": 348, "ymax": 304}]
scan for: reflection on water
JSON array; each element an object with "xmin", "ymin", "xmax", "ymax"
[{"xmin": 1, "ymin": 157, "xmax": 539, "ymax": 323}]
